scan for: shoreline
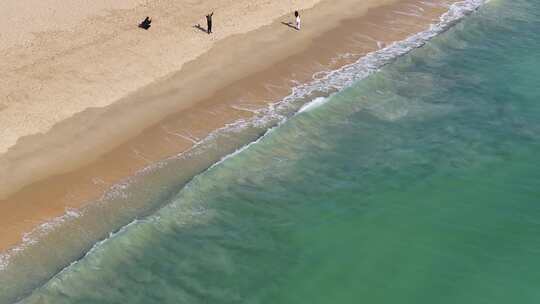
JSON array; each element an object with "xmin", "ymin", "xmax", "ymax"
[
  {"xmin": 0, "ymin": 0, "xmax": 466, "ymax": 256},
  {"xmin": 0, "ymin": 0, "xmax": 440, "ymax": 251},
  {"xmin": 0, "ymin": 0, "xmax": 489, "ymax": 301},
  {"xmin": 0, "ymin": 0, "xmax": 475, "ymax": 284}
]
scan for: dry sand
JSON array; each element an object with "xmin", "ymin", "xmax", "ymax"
[
  {"xmin": 0, "ymin": 0, "xmax": 323, "ymax": 156},
  {"xmin": 1, "ymin": 0, "xmax": 457, "ymax": 253}
]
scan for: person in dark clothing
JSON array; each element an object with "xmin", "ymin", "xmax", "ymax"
[
  {"xmin": 139, "ymin": 16, "xmax": 152, "ymax": 30},
  {"xmin": 206, "ymin": 12, "xmax": 214, "ymax": 34}
]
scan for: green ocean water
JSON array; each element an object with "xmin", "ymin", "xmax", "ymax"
[{"xmin": 16, "ymin": 0, "xmax": 540, "ymax": 303}]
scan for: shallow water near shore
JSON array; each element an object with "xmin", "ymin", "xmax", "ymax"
[{"xmin": 5, "ymin": 0, "xmax": 540, "ymax": 302}]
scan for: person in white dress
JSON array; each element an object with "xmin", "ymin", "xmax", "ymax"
[{"xmin": 295, "ymin": 11, "xmax": 301, "ymax": 30}]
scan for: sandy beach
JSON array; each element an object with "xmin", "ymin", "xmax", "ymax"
[{"xmin": 1, "ymin": 0, "xmax": 458, "ymax": 260}]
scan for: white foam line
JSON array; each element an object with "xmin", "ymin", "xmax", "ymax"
[
  {"xmin": 298, "ymin": 97, "xmax": 330, "ymax": 114},
  {"xmin": 230, "ymin": 104, "xmax": 261, "ymax": 114},
  {"xmin": 419, "ymin": 1, "xmax": 446, "ymax": 8},
  {"xmin": 394, "ymin": 10, "xmax": 428, "ymax": 18},
  {"xmin": 0, "ymin": 0, "xmax": 486, "ymax": 276},
  {"xmin": 330, "ymin": 52, "xmax": 360, "ymax": 65},
  {"xmin": 35, "ymin": 217, "xmax": 144, "ymax": 289},
  {"xmin": 208, "ymin": 126, "xmax": 279, "ymax": 171},
  {"xmin": 204, "ymin": 109, "xmax": 219, "ymax": 116},
  {"xmin": 91, "ymin": 177, "xmax": 107, "ymax": 186},
  {"xmin": 409, "ymin": 4, "xmax": 426, "ymax": 12},
  {"xmin": 184, "ymin": 130, "xmax": 201, "ymax": 142},
  {"xmin": 355, "ymin": 33, "xmax": 381, "ymax": 43},
  {"xmin": 0, "ymin": 208, "xmax": 82, "ymax": 271},
  {"xmin": 161, "ymin": 125, "xmax": 200, "ymax": 144},
  {"xmin": 131, "ymin": 148, "xmax": 152, "ymax": 164}
]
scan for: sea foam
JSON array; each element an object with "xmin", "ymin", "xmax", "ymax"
[{"xmin": 216, "ymin": 0, "xmax": 486, "ymax": 133}]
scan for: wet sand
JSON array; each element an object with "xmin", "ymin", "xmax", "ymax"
[{"xmin": 1, "ymin": 0, "xmax": 456, "ymax": 254}]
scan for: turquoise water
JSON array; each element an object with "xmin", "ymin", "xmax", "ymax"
[{"xmin": 16, "ymin": 0, "xmax": 540, "ymax": 303}]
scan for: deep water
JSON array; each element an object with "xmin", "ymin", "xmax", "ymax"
[{"xmin": 18, "ymin": 0, "xmax": 540, "ymax": 303}]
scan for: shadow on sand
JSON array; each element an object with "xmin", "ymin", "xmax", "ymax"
[
  {"xmin": 281, "ymin": 22, "xmax": 298, "ymax": 31},
  {"xmin": 193, "ymin": 24, "xmax": 208, "ymax": 33}
]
